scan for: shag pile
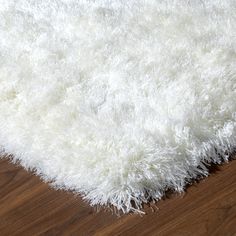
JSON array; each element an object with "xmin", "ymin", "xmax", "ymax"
[{"xmin": 0, "ymin": 0, "xmax": 236, "ymax": 213}]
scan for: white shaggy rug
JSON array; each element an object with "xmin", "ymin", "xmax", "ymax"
[{"xmin": 0, "ymin": 0, "xmax": 236, "ymax": 213}]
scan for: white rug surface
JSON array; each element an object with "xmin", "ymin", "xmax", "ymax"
[{"xmin": 0, "ymin": 0, "xmax": 236, "ymax": 213}]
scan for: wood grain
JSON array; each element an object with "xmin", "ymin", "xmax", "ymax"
[{"xmin": 0, "ymin": 157, "xmax": 235, "ymax": 236}]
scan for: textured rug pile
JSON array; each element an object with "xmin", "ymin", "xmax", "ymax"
[{"xmin": 0, "ymin": 0, "xmax": 236, "ymax": 213}]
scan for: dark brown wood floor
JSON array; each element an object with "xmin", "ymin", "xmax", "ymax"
[{"xmin": 0, "ymin": 157, "xmax": 236, "ymax": 236}]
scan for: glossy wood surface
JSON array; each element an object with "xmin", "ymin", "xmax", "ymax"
[{"xmin": 0, "ymin": 157, "xmax": 235, "ymax": 236}]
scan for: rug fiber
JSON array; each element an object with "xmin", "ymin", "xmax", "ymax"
[{"xmin": 0, "ymin": 0, "xmax": 236, "ymax": 213}]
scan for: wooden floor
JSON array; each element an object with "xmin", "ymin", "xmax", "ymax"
[{"xmin": 0, "ymin": 157, "xmax": 236, "ymax": 236}]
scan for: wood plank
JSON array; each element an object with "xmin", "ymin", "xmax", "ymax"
[{"xmin": 0, "ymin": 157, "xmax": 235, "ymax": 236}]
